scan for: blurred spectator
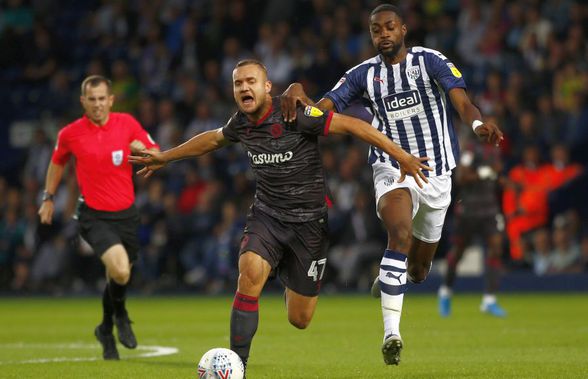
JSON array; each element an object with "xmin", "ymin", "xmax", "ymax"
[
  {"xmin": 220, "ymin": 37, "xmax": 250, "ymax": 86},
  {"xmin": 548, "ymin": 214, "xmax": 581, "ymax": 274},
  {"xmin": 0, "ymin": 207, "xmax": 25, "ymax": 289},
  {"xmin": 155, "ymin": 99, "xmax": 181, "ymax": 151},
  {"xmin": 199, "ymin": 200, "xmax": 243, "ymax": 293},
  {"xmin": 476, "ymin": 70, "xmax": 505, "ymax": 117},
  {"xmin": 328, "ymin": 190, "xmax": 384, "ymax": 289},
  {"xmin": 111, "ymin": 59, "xmax": 140, "ymax": 113},
  {"xmin": 565, "ymin": 91, "xmax": 588, "ymax": 163},
  {"xmin": 255, "ymin": 22, "xmax": 293, "ymax": 90},
  {"xmin": 30, "ymin": 235, "xmax": 68, "ymax": 291},
  {"xmin": 503, "ymin": 143, "xmax": 582, "ymax": 261},
  {"xmin": 172, "ymin": 17, "xmax": 201, "ymax": 75},
  {"xmin": 456, "ymin": 1, "xmax": 486, "ymax": 68},
  {"xmin": 184, "ymin": 101, "xmax": 221, "ymax": 139},
  {"xmin": 23, "ymin": 24, "xmax": 58, "ymax": 83},
  {"xmin": 503, "ymin": 145, "xmax": 547, "ymax": 260},
  {"xmin": 23, "ymin": 128, "xmax": 53, "ymax": 188},
  {"xmin": 530, "ymin": 228, "xmax": 551, "ymax": 276},
  {"xmin": 173, "ymin": 74, "xmax": 202, "ymax": 125},
  {"xmin": 177, "ymin": 166, "xmax": 209, "ymax": 215},
  {"xmin": 1, "ymin": 0, "xmax": 34, "ymax": 35},
  {"xmin": 535, "ymin": 94, "xmax": 568, "ymax": 145},
  {"xmin": 44, "ymin": 70, "xmax": 74, "ymax": 118}
]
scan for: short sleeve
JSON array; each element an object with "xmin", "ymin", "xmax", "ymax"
[
  {"xmin": 221, "ymin": 113, "xmax": 240, "ymax": 143},
  {"xmin": 127, "ymin": 114, "xmax": 159, "ymax": 149},
  {"xmin": 323, "ymin": 64, "xmax": 367, "ymax": 113},
  {"xmin": 296, "ymin": 105, "xmax": 334, "ymax": 136},
  {"xmin": 424, "ymin": 49, "xmax": 466, "ymax": 92},
  {"xmin": 51, "ymin": 128, "xmax": 71, "ymax": 165}
]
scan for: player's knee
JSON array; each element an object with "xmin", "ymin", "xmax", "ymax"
[
  {"xmin": 288, "ymin": 312, "xmax": 312, "ymax": 329},
  {"xmin": 238, "ymin": 269, "xmax": 265, "ymax": 293},
  {"xmin": 109, "ymin": 266, "xmax": 130, "ymax": 284},
  {"xmin": 407, "ymin": 263, "xmax": 429, "ymax": 284}
]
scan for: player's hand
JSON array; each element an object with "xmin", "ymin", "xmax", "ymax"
[
  {"xmin": 129, "ymin": 139, "xmax": 146, "ymax": 154},
  {"xmin": 280, "ymin": 83, "xmax": 310, "ymax": 122},
  {"xmin": 128, "ymin": 150, "xmax": 168, "ymax": 178},
  {"xmin": 397, "ymin": 154, "xmax": 433, "ymax": 189},
  {"xmin": 38, "ymin": 201, "xmax": 54, "ymax": 225},
  {"xmin": 474, "ymin": 120, "xmax": 504, "ymax": 146}
]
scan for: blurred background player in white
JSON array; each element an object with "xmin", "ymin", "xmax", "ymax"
[
  {"xmin": 438, "ymin": 119, "xmax": 507, "ymax": 318},
  {"xmin": 281, "ymin": 4, "xmax": 504, "ymax": 365}
]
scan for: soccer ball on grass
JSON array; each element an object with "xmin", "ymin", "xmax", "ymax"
[{"xmin": 197, "ymin": 348, "xmax": 244, "ymax": 379}]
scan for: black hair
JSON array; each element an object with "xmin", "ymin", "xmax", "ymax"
[{"xmin": 370, "ymin": 4, "xmax": 404, "ymax": 23}]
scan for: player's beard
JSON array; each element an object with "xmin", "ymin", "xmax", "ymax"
[{"xmin": 378, "ymin": 42, "xmax": 401, "ymax": 60}]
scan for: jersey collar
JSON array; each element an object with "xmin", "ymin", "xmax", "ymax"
[{"xmin": 83, "ymin": 114, "xmax": 111, "ymax": 129}]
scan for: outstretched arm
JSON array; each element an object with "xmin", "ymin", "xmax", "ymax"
[
  {"xmin": 281, "ymin": 83, "xmax": 336, "ymax": 121},
  {"xmin": 449, "ymin": 88, "xmax": 504, "ymax": 145},
  {"xmin": 328, "ymin": 113, "xmax": 432, "ymax": 188},
  {"xmin": 130, "ymin": 139, "xmax": 160, "ymax": 154},
  {"xmin": 38, "ymin": 162, "xmax": 65, "ymax": 224},
  {"xmin": 129, "ymin": 128, "xmax": 229, "ymax": 178}
]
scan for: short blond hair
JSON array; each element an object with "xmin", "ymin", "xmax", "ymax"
[
  {"xmin": 81, "ymin": 75, "xmax": 112, "ymax": 96},
  {"xmin": 234, "ymin": 59, "xmax": 268, "ymax": 77}
]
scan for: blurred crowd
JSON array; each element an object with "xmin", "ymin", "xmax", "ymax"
[{"xmin": 0, "ymin": 0, "xmax": 587, "ymax": 295}]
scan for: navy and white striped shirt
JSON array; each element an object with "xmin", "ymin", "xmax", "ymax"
[{"xmin": 324, "ymin": 46, "xmax": 465, "ymax": 176}]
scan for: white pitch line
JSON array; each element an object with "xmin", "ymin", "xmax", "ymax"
[{"xmin": 0, "ymin": 343, "xmax": 179, "ymax": 365}]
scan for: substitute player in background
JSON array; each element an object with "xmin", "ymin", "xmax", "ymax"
[
  {"xmin": 130, "ymin": 59, "xmax": 430, "ymax": 373},
  {"xmin": 38, "ymin": 75, "xmax": 159, "ymax": 360},
  {"xmin": 438, "ymin": 129, "xmax": 507, "ymax": 318},
  {"xmin": 281, "ymin": 4, "xmax": 503, "ymax": 365}
]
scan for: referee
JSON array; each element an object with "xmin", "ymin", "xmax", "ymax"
[{"xmin": 38, "ymin": 75, "xmax": 159, "ymax": 360}]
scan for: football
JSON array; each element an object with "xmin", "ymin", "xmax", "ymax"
[{"xmin": 197, "ymin": 348, "xmax": 245, "ymax": 379}]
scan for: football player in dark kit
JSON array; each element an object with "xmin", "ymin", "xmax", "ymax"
[
  {"xmin": 39, "ymin": 75, "xmax": 159, "ymax": 360},
  {"xmin": 130, "ymin": 59, "xmax": 430, "ymax": 372}
]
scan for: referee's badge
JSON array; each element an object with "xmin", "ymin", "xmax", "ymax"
[
  {"xmin": 112, "ymin": 150, "xmax": 123, "ymax": 166},
  {"xmin": 406, "ymin": 66, "xmax": 421, "ymax": 80}
]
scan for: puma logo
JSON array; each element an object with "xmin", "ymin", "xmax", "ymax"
[{"xmin": 386, "ymin": 271, "xmax": 403, "ymax": 284}]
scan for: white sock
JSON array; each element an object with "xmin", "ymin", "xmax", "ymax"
[
  {"xmin": 438, "ymin": 285, "xmax": 452, "ymax": 298},
  {"xmin": 482, "ymin": 294, "xmax": 496, "ymax": 306},
  {"xmin": 380, "ymin": 250, "xmax": 407, "ymax": 339}
]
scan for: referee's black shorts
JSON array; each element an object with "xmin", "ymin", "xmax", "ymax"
[
  {"xmin": 239, "ymin": 206, "xmax": 329, "ymax": 297},
  {"xmin": 78, "ymin": 202, "xmax": 140, "ymax": 262}
]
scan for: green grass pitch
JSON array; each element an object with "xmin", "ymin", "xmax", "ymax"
[{"xmin": 1, "ymin": 293, "xmax": 587, "ymax": 378}]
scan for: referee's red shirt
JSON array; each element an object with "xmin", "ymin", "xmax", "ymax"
[{"xmin": 52, "ymin": 113, "xmax": 159, "ymax": 211}]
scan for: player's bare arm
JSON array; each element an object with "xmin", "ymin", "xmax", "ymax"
[
  {"xmin": 38, "ymin": 162, "xmax": 65, "ymax": 224},
  {"xmin": 449, "ymin": 88, "xmax": 504, "ymax": 145},
  {"xmin": 129, "ymin": 128, "xmax": 229, "ymax": 178},
  {"xmin": 329, "ymin": 112, "xmax": 432, "ymax": 188},
  {"xmin": 281, "ymin": 83, "xmax": 335, "ymax": 122},
  {"xmin": 130, "ymin": 140, "xmax": 160, "ymax": 155}
]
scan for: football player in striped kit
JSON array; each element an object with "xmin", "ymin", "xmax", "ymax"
[{"xmin": 281, "ymin": 4, "xmax": 503, "ymax": 366}]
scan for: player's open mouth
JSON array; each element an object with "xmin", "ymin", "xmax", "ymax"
[
  {"xmin": 380, "ymin": 41, "xmax": 393, "ymax": 48},
  {"xmin": 242, "ymin": 95, "xmax": 254, "ymax": 106}
]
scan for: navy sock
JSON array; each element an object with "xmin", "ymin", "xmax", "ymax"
[{"xmin": 230, "ymin": 291, "xmax": 259, "ymax": 366}]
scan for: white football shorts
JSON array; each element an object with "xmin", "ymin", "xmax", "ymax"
[{"xmin": 373, "ymin": 162, "xmax": 452, "ymax": 243}]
